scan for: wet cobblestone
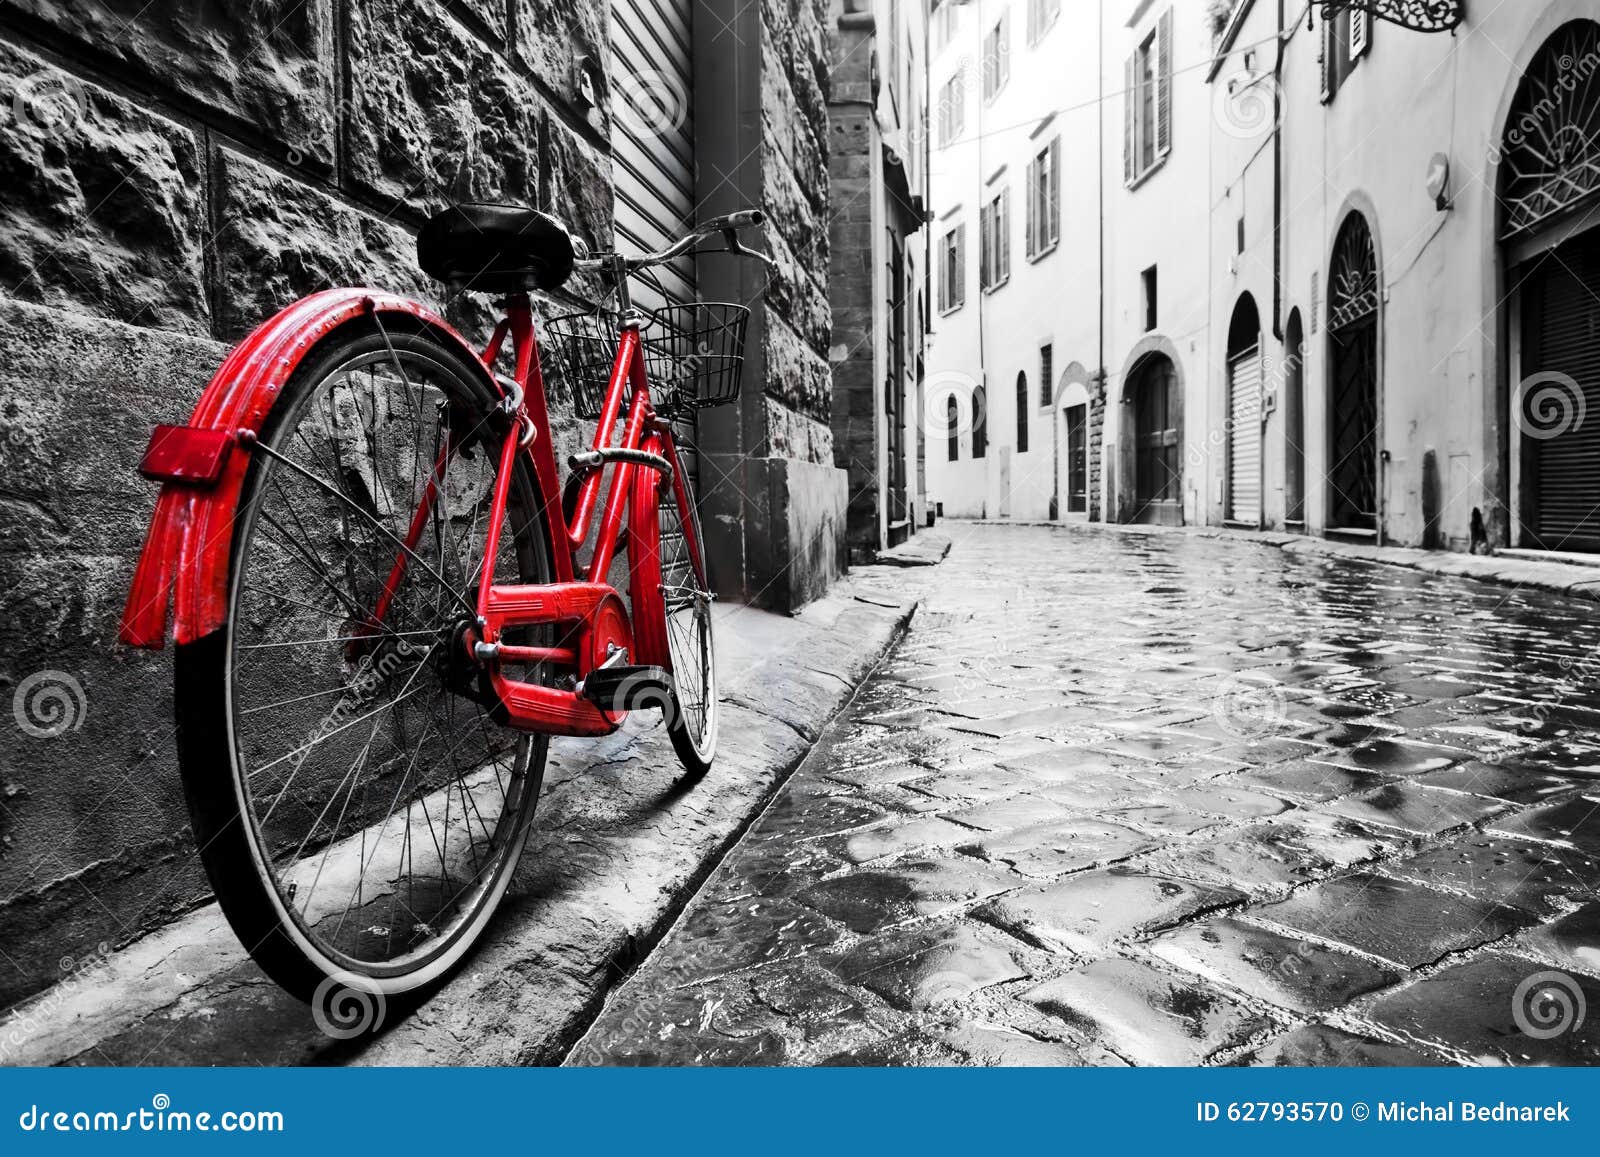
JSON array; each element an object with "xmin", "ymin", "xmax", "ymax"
[{"xmin": 572, "ymin": 524, "xmax": 1600, "ymax": 1066}]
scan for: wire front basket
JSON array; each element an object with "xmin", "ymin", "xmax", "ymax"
[{"xmin": 544, "ymin": 302, "xmax": 750, "ymax": 421}]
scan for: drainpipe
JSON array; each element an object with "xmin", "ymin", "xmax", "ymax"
[
  {"xmin": 1096, "ymin": 0, "xmax": 1107, "ymax": 522},
  {"xmin": 1272, "ymin": 0, "xmax": 1285, "ymax": 342}
]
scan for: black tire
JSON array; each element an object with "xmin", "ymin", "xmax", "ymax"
[
  {"xmin": 661, "ymin": 470, "xmax": 719, "ymax": 776},
  {"xmin": 175, "ymin": 322, "xmax": 556, "ymax": 1013}
]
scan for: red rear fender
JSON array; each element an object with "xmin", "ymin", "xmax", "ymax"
[{"xmin": 119, "ymin": 290, "xmax": 496, "ymax": 649}]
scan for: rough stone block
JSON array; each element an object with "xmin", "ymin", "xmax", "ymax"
[
  {"xmin": 2, "ymin": 0, "xmax": 334, "ymax": 167},
  {"xmin": 0, "ymin": 298, "xmax": 227, "ymax": 1008},
  {"xmin": 0, "ymin": 39, "xmax": 206, "ymax": 333},
  {"xmin": 345, "ymin": 0, "xmax": 541, "ymax": 215},
  {"xmin": 515, "ymin": 0, "xmax": 604, "ymax": 119},
  {"xmin": 763, "ymin": 314, "xmax": 831, "ymax": 421},
  {"xmin": 213, "ymin": 149, "xmax": 433, "ymax": 339}
]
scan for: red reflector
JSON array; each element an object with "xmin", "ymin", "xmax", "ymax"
[{"xmin": 138, "ymin": 425, "xmax": 235, "ymax": 486}]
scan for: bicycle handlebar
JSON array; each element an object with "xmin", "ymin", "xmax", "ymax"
[{"xmin": 574, "ymin": 208, "xmax": 773, "ymax": 274}]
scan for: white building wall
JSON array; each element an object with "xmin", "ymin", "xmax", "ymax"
[
  {"xmin": 925, "ymin": 0, "xmax": 1100, "ymax": 521},
  {"xmin": 1101, "ymin": 0, "xmax": 1213, "ymax": 527},
  {"xmin": 927, "ymin": 0, "xmax": 1594, "ymax": 551}
]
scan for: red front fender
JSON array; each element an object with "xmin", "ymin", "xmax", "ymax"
[{"xmin": 119, "ymin": 289, "xmax": 496, "ymax": 649}]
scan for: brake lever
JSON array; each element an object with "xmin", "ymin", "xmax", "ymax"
[{"xmin": 720, "ymin": 227, "xmax": 779, "ymax": 270}]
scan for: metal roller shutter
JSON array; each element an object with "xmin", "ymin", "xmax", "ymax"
[
  {"xmin": 1227, "ymin": 344, "xmax": 1262, "ymax": 525},
  {"xmin": 610, "ymin": 0, "xmax": 696, "ymax": 311},
  {"xmin": 1525, "ymin": 233, "xmax": 1600, "ymax": 551}
]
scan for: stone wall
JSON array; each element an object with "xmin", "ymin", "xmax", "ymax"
[
  {"xmin": 731, "ymin": 0, "xmax": 848, "ymax": 612},
  {"xmin": 0, "ymin": 0, "xmax": 612, "ymax": 1009}
]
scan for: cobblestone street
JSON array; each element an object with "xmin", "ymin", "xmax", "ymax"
[{"xmin": 571, "ymin": 523, "xmax": 1600, "ymax": 1067}]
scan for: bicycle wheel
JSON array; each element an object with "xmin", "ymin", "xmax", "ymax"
[
  {"xmin": 658, "ymin": 466, "xmax": 719, "ymax": 774},
  {"xmin": 174, "ymin": 322, "xmax": 557, "ymax": 1013}
]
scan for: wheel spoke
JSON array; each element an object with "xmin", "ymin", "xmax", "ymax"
[{"xmin": 224, "ymin": 340, "xmax": 553, "ymax": 978}]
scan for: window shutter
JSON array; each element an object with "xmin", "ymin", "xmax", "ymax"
[
  {"xmin": 1124, "ymin": 53, "xmax": 1136, "ymax": 185},
  {"xmin": 1001, "ymin": 189, "xmax": 1011, "ymax": 282},
  {"xmin": 955, "ymin": 224, "xmax": 966, "ymax": 307},
  {"xmin": 1025, "ymin": 157, "xmax": 1037, "ymax": 257},
  {"xmin": 1155, "ymin": 7, "xmax": 1173, "ymax": 157},
  {"xmin": 1048, "ymin": 137, "xmax": 1061, "ymax": 246},
  {"xmin": 1351, "ymin": 10, "xmax": 1371, "ymax": 59},
  {"xmin": 1320, "ymin": 15, "xmax": 1334, "ymax": 102}
]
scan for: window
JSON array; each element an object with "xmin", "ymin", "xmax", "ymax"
[
  {"xmin": 947, "ymin": 395, "xmax": 960, "ymax": 461},
  {"xmin": 972, "ymin": 386, "xmax": 988, "ymax": 458},
  {"xmin": 887, "ymin": 0, "xmax": 901, "ymax": 92},
  {"xmin": 933, "ymin": 0, "xmax": 958, "ymax": 52},
  {"xmin": 1321, "ymin": 7, "xmax": 1373, "ymax": 102},
  {"xmin": 1015, "ymin": 373, "xmax": 1030, "ymax": 453},
  {"xmin": 982, "ymin": 10, "xmax": 1010, "ymax": 102},
  {"xmin": 1026, "ymin": 136, "xmax": 1061, "ymax": 259},
  {"xmin": 979, "ymin": 188, "xmax": 1011, "ymax": 292},
  {"xmin": 1141, "ymin": 264, "xmax": 1158, "ymax": 332},
  {"xmin": 1027, "ymin": 0, "xmax": 1060, "ymax": 44},
  {"xmin": 1123, "ymin": 8, "xmax": 1173, "ymax": 187},
  {"xmin": 937, "ymin": 68, "xmax": 965, "ymax": 145},
  {"xmin": 1039, "ymin": 344, "xmax": 1054, "ymax": 407},
  {"xmin": 938, "ymin": 223, "xmax": 966, "ymax": 313}
]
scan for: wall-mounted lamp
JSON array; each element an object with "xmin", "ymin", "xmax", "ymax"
[{"xmin": 1425, "ymin": 152, "xmax": 1452, "ymax": 212}]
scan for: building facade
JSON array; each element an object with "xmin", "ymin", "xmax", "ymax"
[
  {"xmin": 928, "ymin": 0, "xmax": 1600, "ymax": 560},
  {"xmin": 0, "ymin": 0, "xmax": 845, "ymax": 1007},
  {"xmin": 926, "ymin": 0, "xmax": 1105, "ymax": 522},
  {"xmin": 1209, "ymin": 0, "xmax": 1600, "ymax": 554},
  {"xmin": 829, "ymin": 0, "xmax": 933, "ymax": 561}
]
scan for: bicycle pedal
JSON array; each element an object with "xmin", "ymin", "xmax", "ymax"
[{"xmin": 579, "ymin": 664, "xmax": 674, "ymax": 712}]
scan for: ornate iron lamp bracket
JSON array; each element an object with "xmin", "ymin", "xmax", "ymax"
[{"xmin": 1316, "ymin": 0, "xmax": 1464, "ymax": 33}]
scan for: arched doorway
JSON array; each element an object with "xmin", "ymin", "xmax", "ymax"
[
  {"xmin": 1501, "ymin": 20, "xmax": 1600, "ymax": 551},
  {"xmin": 1226, "ymin": 294, "xmax": 1263, "ymax": 526},
  {"xmin": 1057, "ymin": 369, "xmax": 1092, "ymax": 518},
  {"xmin": 1284, "ymin": 309, "xmax": 1306, "ymax": 525},
  {"xmin": 1327, "ymin": 212, "xmax": 1380, "ymax": 534},
  {"xmin": 1128, "ymin": 354, "xmax": 1182, "ymax": 526}
]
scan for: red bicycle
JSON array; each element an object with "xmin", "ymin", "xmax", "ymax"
[{"xmin": 120, "ymin": 203, "xmax": 772, "ymax": 1010}]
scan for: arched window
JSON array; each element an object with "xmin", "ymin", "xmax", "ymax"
[
  {"xmin": 1500, "ymin": 21, "xmax": 1600, "ymax": 241},
  {"xmin": 1327, "ymin": 211, "xmax": 1380, "ymax": 531},
  {"xmin": 1015, "ymin": 372, "xmax": 1029, "ymax": 453},
  {"xmin": 947, "ymin": 396, "xmax": 960, "ymax": 461},
  {"xmin": 973, "ymin": 386, "xmax": 988, "ymax": 458}
]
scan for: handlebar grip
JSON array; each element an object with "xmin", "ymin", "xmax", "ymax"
[{"xmin": 702, "ymin": 209, "xmax": 765, "ymax": 231}]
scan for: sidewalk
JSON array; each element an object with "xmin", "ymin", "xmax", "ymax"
[
  {"xmin": 949, "ymin": 518, "xmax": 1600, "ymax": 604},
  {"xmin": 1, "ymin": 577, "xmax": 917, "ymax": 1067}
]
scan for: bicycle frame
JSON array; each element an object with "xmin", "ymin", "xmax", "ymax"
[
  {"xmin": 372, "ymin": 291, "xmax": 697, "ymax": 738},
  {"xmin": 121, "ymin": 287, "xmax": 703, "ymax": 741}
]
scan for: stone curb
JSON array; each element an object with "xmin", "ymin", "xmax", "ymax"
[
  {"xmin": 0, "ymin": 577, "xmax": 917, "ymax": 1067},
  {"xmin": 945, "ymin": 518, "xmax": 1600, "ymax": 606},
  {"xmin": 875, "ymin": 532, "xmax": 953, "ymax": 568}
]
